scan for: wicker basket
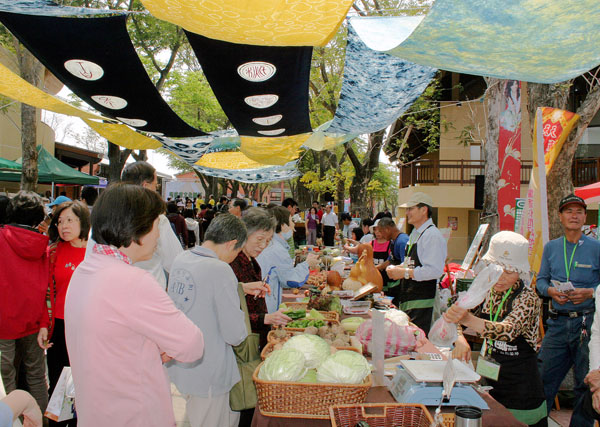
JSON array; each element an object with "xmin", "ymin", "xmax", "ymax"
[
  {"xmin": 282, "ymin": 301, "xmax": 308, "ymax": 311},
  {"xmin": 441, "ymin": 412, "xmax": 455, "ymax": 427},
  {"xmin": 253, "ymin": 363, "xmax": 371, "ymax": 419},
  {"xmin": 330, "ymin": 403, "xmax": 434, "ymax": 427}
]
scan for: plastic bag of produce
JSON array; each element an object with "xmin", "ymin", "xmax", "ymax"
[
  {"xmin": 384, "ymin": 309, "xmax": 409, "ymax": 326},
  {"xmin": 282, "ymin": 334, "xmax": 331, "ymax": 369},
  {"xmin": 355, "ymin": 319, "xmax": 425, "ymax": 357},
  {"xmin": 316, "ymin": 350, "xmax": 371, "ymax": 384},
  {"xmin": 429, "ymin": 264, "xmax": 504, "ymax": 347},
  {"xmin": 258, "ymin": 348, "xmax": 307, "ymax": 382}
]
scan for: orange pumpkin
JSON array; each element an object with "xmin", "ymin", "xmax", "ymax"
[{"xmin": 348, "ymin": 243, "xmax": 383, "ymax": 292}]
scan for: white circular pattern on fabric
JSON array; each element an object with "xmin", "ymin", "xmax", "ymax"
[
  {"xmin": 64, "ymin": 59, "xmax": 104, "ymax": 81},
  {"xmin": 91, "ymin": 95, "xmax": 127, "ymax": 110},
  {"xmin": 145, "ymin": 131, "xmax": 164, "ymax": 136},
  {"xmin": 257, "ymin": 128, "xmax": 285, "ymax": 136},
  {"xmin": 244, "ymin": 94, "xmax": 279, "ymax": 109},
  {"xmin": 116, "ymin": 117, "xmax": 147, "ymax": 127},
  {"xmin": 252, "ymin": 114, "xmax": 283, "ymax": 126},
  {"xmin": 237, "ymin": 61, "xmax": 277, "ymax": 82}
]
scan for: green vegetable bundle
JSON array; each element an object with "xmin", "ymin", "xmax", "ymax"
[
  {"xmin": 286, "ymin": 318, "xmax": 325, "ymax": 328},
  {"xmin": 283, "ymin": 309, "xmax": 306, "ymax": 320}
]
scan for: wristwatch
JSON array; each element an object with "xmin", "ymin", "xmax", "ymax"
[{"xmin": 404, "ymin": 269, "xmax": 410, "ymax": 280}]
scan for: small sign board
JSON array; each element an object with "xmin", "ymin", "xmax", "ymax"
[{"xmin": 460, "ymin": 224, "xmax": 489, "ymax": 271}]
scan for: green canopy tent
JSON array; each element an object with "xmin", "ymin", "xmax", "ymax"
[
  {"xmin": 0, "ymin": 157, "xmax": 21, "ymax": 170},
  {"xmin": 0, "ymin": 146, "xmax": 99, "ymax": 185}
]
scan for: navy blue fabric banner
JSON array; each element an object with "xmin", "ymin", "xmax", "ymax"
[
  {"xmin": 0, "ymin": 13, "xmax": 204, "ymax": 137},
  {"xmin": 186, "ymin": 31, "xmax": 313, "ymax": 138}
]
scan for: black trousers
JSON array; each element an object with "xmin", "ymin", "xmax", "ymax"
[
  {"xmin": 323, "ymin": 225, "xmax": 336, "ymax": 246},
  {"xmin": 47, "ymin": 318, "xmax": 77, "ymax": 426}
]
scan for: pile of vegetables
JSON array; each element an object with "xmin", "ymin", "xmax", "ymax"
[
  {"xmin": 278, "ymin": 307, "xmax": 330, "ymax": 329},
  {"xmin": 307, "ymin": 292, "xmax": 342, "ymax": 314},
  {"xmin": 258, "ymin": 334, "xmax": 371, "ymax": 384},
  {"xmin": 340, "ymin": 317, "xmax": 366, "ymax": 334}
]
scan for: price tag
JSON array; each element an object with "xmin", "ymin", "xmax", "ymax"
[{"xmin": 476, "ymin": 355, "xmax": 500, "ymax": 381}]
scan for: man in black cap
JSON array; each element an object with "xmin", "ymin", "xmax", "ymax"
[{"xmin": 537, "ymin": 194, "xmax": 600, "ymax": 426}]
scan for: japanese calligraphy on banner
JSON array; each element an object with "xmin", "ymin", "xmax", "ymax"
[
  {"xmin": 497, "ymin": 81, "xmax": 521, "ymax": 231},
  {"xmin": 518, "ymin": 107, "xmax": 580, "ymax": 276}
]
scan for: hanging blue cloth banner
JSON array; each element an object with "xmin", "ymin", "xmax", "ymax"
[
  {"xmin": 327, "ymin": 25, "xmax": 436, "ymax": 135},
  {"xmin": 158, "ymin": 131, "xmax": 241, "ymax": 164},
  {"xmin": 0, "ymin": 0, "xmax": 124, "ymax": 16},
  {"xmin": 0, "ymin": 12, "xmax": 205, "ymax": 137},
  {"xmin": 350, "ymin": 0, "xmax": 600, "ymax": 84},
  {"xmin": 193, "ymin": 162, "xmax": 301, "ymax": 183}
]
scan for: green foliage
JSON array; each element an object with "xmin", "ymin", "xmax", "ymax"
[{"xmin": 165, "ymin": 70, "xmax": 229, "ymax": 131}]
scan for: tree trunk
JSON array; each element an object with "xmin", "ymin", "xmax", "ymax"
[
  {"xmin": 481, "ymin": 78, "xmax": 504, "ymax": 248},
  {"xmin": 107, "ymin": 141, "xmax": 131, "ymax": 183},
  {"xmin": 347, "ymin": 130, "xmax": 385, "ymax": 218},
  {"xmin": 526, "ymin": 82, "xmax": 600, "ymax": 240},
  {"xmin": 16, "ymin": 44, "xmax": 42, "ymax": 191}
]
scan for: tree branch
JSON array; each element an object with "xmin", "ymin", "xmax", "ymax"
[{"xmin": 344, "ymin": 141, "xmax": 362, "ymax": 170}]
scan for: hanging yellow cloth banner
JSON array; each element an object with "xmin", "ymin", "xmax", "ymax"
[
  {"xmin": 0, "ymin": 62, "xmax": 161, "ymax": 150},
  {"xmin": 195, "ymin": 151, "xmax": 263, "ymax": 170},
  {"xmin": 240, "ymin": 133, "xmax": 309, "ymax": 165},
  {"xmin": 140, "ymin": 0, "xmax": 353, "ymax": 46},
  {"xmin": 82, "ymin": 119, "xmax": 161, "ymax": 150}
]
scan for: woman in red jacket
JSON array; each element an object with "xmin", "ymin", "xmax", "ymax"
[{"xmin": 38, "ymin": 201, "xmax": 90, "ymax": 427}]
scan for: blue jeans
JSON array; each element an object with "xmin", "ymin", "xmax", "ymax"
[{"xmin": 538, "ymin": 315, "xmax": 594, "ymax": 427}]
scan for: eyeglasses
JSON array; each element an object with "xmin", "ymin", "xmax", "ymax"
[{"xmin": 57, "ymin": 217, "xmax": 80, "ymax": 226}]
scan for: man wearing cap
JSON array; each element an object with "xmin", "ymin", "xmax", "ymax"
[
  {"xmin": 537, "ymin": 194, "xmax": 600, "ymax": 426},
  {"xmin": 386, "ymin": 192, "xmax": 447, "ymax": 333}
]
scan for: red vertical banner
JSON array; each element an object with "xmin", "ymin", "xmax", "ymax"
[{"xmin": 497, "ymin": 80, "xmax": 522, "ymax": 231}]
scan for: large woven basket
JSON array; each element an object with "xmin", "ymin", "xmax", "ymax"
[
  {"xmin": 330, "ymin": 403, "xmax": 434, "ymax": 427},
  {"xmin": 253, "ymin": 363, "xmax": 371, "ymax": 419}
]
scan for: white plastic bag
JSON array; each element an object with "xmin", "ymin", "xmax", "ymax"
[{"xmin": 429, "ymin": 265, "xmax": 504, "ymax": 347}]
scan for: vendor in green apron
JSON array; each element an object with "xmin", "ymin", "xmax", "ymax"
[
  {"xmin": 386, "ymin": 192, "xmax": 447, "ymax": 333},
  {"xmin": 444, "ymin": 231, "xmax": 547, "ymax": 427}
]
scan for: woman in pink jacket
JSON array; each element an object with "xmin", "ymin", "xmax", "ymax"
[{"xmin": 65, "ymin": 184, "xmax": 204, "ymax": 427}]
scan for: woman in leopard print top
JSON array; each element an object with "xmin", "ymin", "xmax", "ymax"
[{"xmin": 444, "ymin": 231, "xmax": 547, "ymax": 427}]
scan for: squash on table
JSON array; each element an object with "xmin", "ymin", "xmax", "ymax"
[{"xmin": 345, "ymin": 243, "xmax": 383, "ymax": 292}]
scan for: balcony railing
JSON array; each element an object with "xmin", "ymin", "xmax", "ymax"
[{"xmin": 399, "ymin": 158, "xmax": 600, "ymax": 188}]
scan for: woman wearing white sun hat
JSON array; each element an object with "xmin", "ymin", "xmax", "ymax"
[{"xmin": 444, "ymin": 231, "xmax": 547, "ymax": 427}]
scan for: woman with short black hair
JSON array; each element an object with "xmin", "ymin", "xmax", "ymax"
[
  {"xmin": 40, "ymin": 200, "xmax": 90, "ymax": 427},
  {"xmin": 65, "ymin": 184, "xmax": 204, "ymax": 427}
]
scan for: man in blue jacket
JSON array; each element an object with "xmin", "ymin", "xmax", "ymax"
[{"xmin": 537, "ymin": 194, "xmax": 600, "ymax": 427}]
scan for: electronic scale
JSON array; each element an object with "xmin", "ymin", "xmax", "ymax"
[{"xmin": 388, "ymin": 360, "xmax": 489, "ymax": 410}]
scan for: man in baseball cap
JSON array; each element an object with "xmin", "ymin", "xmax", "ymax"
[
  {"xmin": 386, "ymin": 192, "xmax": 447, "ymax": 333},
  {"xmin": 537, "ymin": 193, "xmax": 598, "ymax": 425}
]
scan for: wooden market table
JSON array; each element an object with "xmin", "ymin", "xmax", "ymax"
[
  {"xmin": 257, "ymin": 292, "xmax": 526, "ymax": 426},
  {"xmin": 251, "ymin": 386, "xmax": 526, "ymax": 426}
]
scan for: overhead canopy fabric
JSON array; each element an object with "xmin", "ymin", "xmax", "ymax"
[
  {"xmin": 158, "ymin": 131, "xmax": 240, "ymax": 164},
  {"xmin": 193, "ymin": 161, "xmax": 301, "ymax": 183},
  {"xmin": 350, "ymin": 0, "xmax": 600, "ymax": 83},
  {"xmin": 0, "ymin": 146, "xmax": 100, "ymax": 184},
  {"xmin": 0, "ymin": 13, "xmax": 204, "ymax": 137},
  {"xmin": 0, "ymin": 0, "xmax": 122, "ymax": 16},
  {"xmin": 186, "ymin": 32, "xmax": 313, "ymax": 138},
  {"xmin": 0, "ymin": 61, "xmax": 162, "ymax": 150},
  {"xmin": 140, "ymin": 0, "xmax": 353, "ymax": 47},
  {"xmin": 326, "ymin": 25, "xmax": 437, "ymax": 135}
]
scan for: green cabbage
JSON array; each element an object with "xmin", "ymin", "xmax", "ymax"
[
  {"xmin": 258, "ymin": 348, "xmax": 307, "ymax": 382},
  {"xmin": 298, "ymin": 369, "xmax": 318, "ymax": 383},
  {"xmin": 316, "ymin": 350, "xmax": 371, "ymax": 384},
  {"xmin": 282, "ymin": 334, "xmax": 330, "ymax": 369}
]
